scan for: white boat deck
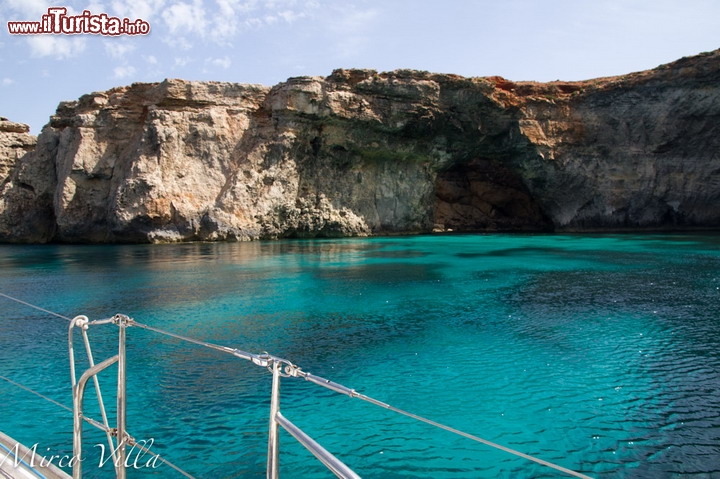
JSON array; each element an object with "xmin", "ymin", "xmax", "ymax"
[{"xmin": 0, "ymin": 431, "xmax": 71, "ymax": 479}]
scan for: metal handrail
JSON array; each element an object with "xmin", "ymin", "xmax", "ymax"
[
  {"xmin": 72, "ymin": 354, "xmax": 119, "ymax": 479},
  {"xmin": 0, "ymin": 289, "xmax": 593, "ymax": 479},
  {"xmin": 266, "ymin": 359, "xmax": 360, "ymax": 479},
  {"xmin": 73, "ymin": 313, "xmax": 592, "ymax": 479},
  {"xmin": 68, "ymin": 316, "xmax": 117, "ymax": 469},
  {"xmin": 274, "ymin": 413, "xmax": 361, "ymax": 479},
  {"xmin": 69, "ymin": 314, "xmax": 130, "ymax": 479},
  {"xmin": 69, "ymin": 315, "xmax": 363, "ymax": 479}
]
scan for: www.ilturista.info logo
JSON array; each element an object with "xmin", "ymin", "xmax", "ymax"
[{"xmin": 7, "ymin": 7, "xmax": 150, "ymax": 35}]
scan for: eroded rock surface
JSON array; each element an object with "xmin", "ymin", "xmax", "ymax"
[{"xmin": 1, "ymin": 50, "xmax": 719, "ymax": 243}]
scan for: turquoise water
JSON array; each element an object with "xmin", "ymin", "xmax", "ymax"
[{"xmin": 1, "ymin": 234, "xmax": 719, "ymax": 478}]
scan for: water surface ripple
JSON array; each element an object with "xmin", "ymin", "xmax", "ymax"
[{"xmin": 1, "ymin": 234, "xmax": 719, "ymax": 478}]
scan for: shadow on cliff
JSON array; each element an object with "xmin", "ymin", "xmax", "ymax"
[{"xmin": 433, "ymin": 158, "xmax": 553, "ymax": 232}]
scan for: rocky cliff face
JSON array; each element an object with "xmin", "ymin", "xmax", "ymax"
[
  {"xmin": 2, "ymin": 50, "xmax": 719, "ymax": 243},
  {"xmin": 0, "ymin": 118, "xmax": 50, "ymax": 243}
]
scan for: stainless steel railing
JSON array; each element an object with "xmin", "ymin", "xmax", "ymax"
[
  {"xmin": 69, "ymin": 315, "xmax": 128, "ymax": 479},
  {"xmin": 0, "ymin": 290, "xmax": 592, "ymax": 479},
  {"xmin": 266, "ymin": 359, "xmax": 360, "ymax": 479},
  {"xmin": 68, "ymin": 314, "xmax": 364, "ymax": 479}
]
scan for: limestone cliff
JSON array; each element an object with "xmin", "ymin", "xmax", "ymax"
[
  {"xmin": 0, "ymin": 118, "xmax": 49, "ymax": 242},
  {"xmin": 1, "ymin": 50, "xmax": 719, "ymax": 243}
]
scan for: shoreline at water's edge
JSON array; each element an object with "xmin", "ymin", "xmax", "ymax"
[{"xmin": 2, "ymin": 226, "xmax": 720, "ymax": 246}]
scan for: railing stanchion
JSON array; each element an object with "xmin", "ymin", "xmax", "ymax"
[
  {"xmin": 72, "ymin": 356, "xmax": 119, "ymax": 479},
  {"xmin": 267, "ymin": 360, "xmax": 281, "ymax": 479},
  {"xmin": 116, "ymin": 314, "xmax": 128, "ymax": 479}
]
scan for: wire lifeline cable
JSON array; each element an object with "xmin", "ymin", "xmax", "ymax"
[
  {"xmin": 130, "ymin": 318, "xmax": 594, "ymax": 479},
  {"xmin": 129, "ymin": 320, "xmax": 265, "ymax": 364},
  {"xmin": 0, "ymin": 374, "xmax": 117, "ymax": 437},
  {"xmin": 0, "ymin": 375, "xmax": 71, "ymax": 412},
  {"xmin": 0, "ymin": 293, "xmax": 73, "ymax": 322},
  {"xmin": 1, "ymin": 292, "xmax": 593, "ymax": 478},
  {"xmin": 0, "ymin": 295, "xmax": 197, "ymax": 479},
  {"xmin": 354, "ymin": 392, "xmax": 592, "ymax": 479},
  {"xmin": 0, "ymin": 370, "xmax": 196, "ymax": 479}
]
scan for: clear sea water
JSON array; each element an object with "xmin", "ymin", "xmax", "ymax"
[{"xmin": 1, "ymin": 234, "xmax": 719, "ymax": 478}]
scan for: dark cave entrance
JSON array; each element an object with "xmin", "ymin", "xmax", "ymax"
[{"xmin": 432, "ymin": 158, "xmax": 553, "ymax": 232}]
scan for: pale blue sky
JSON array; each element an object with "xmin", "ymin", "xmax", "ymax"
[{"xmin": 2, "ymin": 0, "xmax": 719, "ymax": 134}]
